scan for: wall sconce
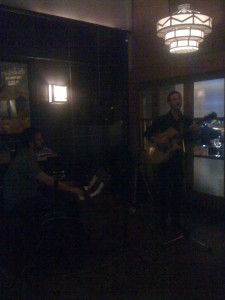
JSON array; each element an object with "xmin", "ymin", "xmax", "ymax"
[
  {"xmin": 156, "ymin": 4, "xmax": 212, "ymax": 54},
  {"xmin": 48, "ymin": 85, "xmax": 68, "ymax": 103}
]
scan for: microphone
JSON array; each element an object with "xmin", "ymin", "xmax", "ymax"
[
  {"xmin": 172, "ymin": 107, "xmax": 183, "ymax": 119},
  {"xmin": 173, "ymin": 107, "xmax": 181, "ymax": 114}
]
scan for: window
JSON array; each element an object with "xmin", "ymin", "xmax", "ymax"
[{"xmin": 193, "ymin": 78, "xmax": 224, "ymax": 197}]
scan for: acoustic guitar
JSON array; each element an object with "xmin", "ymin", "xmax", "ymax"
[{"xmin": 148, "ymin": 112, "xmax": 217, "ymax": 165}]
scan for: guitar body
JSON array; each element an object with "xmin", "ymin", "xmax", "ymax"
[
  {"xmin": 149, "ymin": 145, "xmax": 183, "ymax": 164},
  {"xmin": 157, "ymin": 127, "xmax": 178, "ymax": 138},
  {"xmin": 149, "ymin": 128, "xmax": 181, "ymax": 164},
  {"xmin": 148, "ymin": 112, "xmax": 217, "ymax": 165},
  {"xmin": 149, "ymin": 146, "xmax": 172, "ymax": 164}
]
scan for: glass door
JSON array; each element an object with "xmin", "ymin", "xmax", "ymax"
[{"xmin": 193, "ymin": 78, "xmax": 224, "ymax": 197}]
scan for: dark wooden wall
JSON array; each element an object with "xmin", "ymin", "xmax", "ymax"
[{"xmin": 0, "ymin": 5, "xmax": 129, "ymax": 179}]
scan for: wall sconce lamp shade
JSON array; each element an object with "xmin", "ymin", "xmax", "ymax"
[
  {"xmin": 49, "ymin": 85, "xmax": 68, "ymax": 103},
  {"xmin": 156, "ymin": 4, "xmax": 212, "ymax": 53}
]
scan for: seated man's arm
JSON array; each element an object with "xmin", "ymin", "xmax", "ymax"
[
  {"xmin": 36, "ymin": 171, "xmax": 84, "ymax": 198},
  {"xmin": 36, "ymin": 171, "xmax": 54, "ymax": 186}
]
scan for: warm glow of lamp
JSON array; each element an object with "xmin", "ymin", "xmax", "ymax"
[
  {"xmin": 49, "ymin": 85, "xmax": 67, "ymax": 103},
  {"xmin": 156, "ymin": 4, "xmax": 212, "ymax": 53}
]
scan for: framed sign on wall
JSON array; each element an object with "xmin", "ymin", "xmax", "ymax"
[{"xmin": 0, "ymin": 62, "xmax": 30, "ymax": 135}]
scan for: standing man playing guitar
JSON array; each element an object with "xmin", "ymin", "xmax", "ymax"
[{"xmin": 144, "ymin": 91, "xmax": 199, "ymax": 233}]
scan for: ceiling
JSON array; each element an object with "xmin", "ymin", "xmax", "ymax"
[{"xmin": 0, "ymin": 0, "xmax": 132, "ymax": 30}]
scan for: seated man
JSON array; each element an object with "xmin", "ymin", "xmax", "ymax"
[
  {"xmin": 3, "ymin": 128, "xmax": 83, "ymax": 213},
  {"xmin": 3, "ymin": 127, "xmax": 84, "ymax": 218},
  {"xmin": 3, "ymin": 128, "xmax": 89, "ymax": 265}
]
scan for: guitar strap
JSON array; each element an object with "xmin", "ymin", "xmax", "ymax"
[
  {"xmin": 179, "ymin": 117, "xmax": 186, "ymax": 153},
  {"xmin": 179, "ymin": 117, "xmax": 189, "ymax": 186}
]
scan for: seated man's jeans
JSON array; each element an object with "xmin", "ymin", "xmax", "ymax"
[
  {"xmin": 5, "ymin": 187, "xmax": 89, "ymax": 261},
  {"xmin": 6, "ymin": 187, "xmax": 80, "ymax": 221},
  {"xmin": 5, "ymin": 187, "xmax": 83, "ymax": 238}
]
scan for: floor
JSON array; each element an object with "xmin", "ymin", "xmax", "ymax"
[{"xmin": 1, "ymin": 190, "xmax": 225, "ymax": 300}]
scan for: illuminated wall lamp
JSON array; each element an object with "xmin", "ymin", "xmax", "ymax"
[{"xmin": 49, "ymin": 85, "xmax": 68, "ymax": 103}]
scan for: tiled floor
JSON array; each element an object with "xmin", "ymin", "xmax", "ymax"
[{"xmin": 1, "ymin": 194, "xmax": 225, "ymax": 300}]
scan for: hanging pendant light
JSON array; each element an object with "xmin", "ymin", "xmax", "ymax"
[{"xmin": 156, "ymin": 4, "xmax": 212, "ymax": 53}]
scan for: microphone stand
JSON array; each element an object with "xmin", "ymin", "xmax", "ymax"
[
  {"xmin": 161, "ymin": 112, "xmax": 212, "ymax": 252},
  {"xmin": 114, "ymin": 149, "xmax": 154, "ymax": 264}
]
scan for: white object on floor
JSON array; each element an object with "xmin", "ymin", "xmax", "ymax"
[{"xmin": 89, "ymin": 182, "xmax": 105, "ymax": 198}]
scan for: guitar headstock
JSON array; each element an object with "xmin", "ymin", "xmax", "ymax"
[{"xmin": 202, "ymin": 112, "xmax": 217, "ymax": 123}]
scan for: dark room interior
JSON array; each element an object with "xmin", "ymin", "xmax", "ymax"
[{"xmin": 0, "ymin": 1, "xmax": 225, "ymax": 299}]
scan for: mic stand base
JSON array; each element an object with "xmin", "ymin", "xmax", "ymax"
[
  {"xmin": 161, "ymin": 229, "xmax": 212, "ymax": 252},
  {"xmin": 116, "ymin": 241, "xmax": 149, "ymax": 264}
]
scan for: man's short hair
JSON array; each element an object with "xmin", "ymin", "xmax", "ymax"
[
  {"xmin": 167, "ymin": 91, "xmax": 182, "ymax": 102},
  {"xmin": 20, "ymin": 127, "xmax": 41, "ymax": 148}
]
